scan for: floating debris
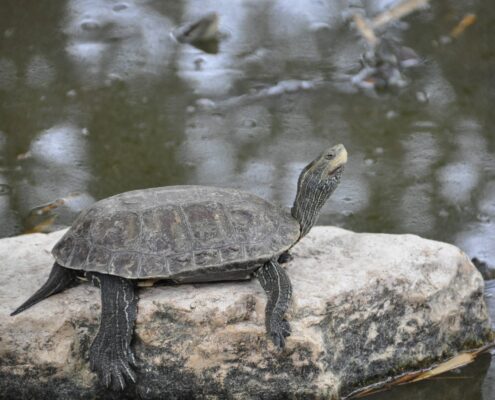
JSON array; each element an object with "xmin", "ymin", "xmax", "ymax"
[
  {"xmin": 172, "ymin": 12, "xmax": 221, "ymax": 54},
  {"xmin": 416, "ymin": 90, "xmax": 429, "ymax": 103},
  {"xmin": 24, "ymin": 192, "xmax": 94, "ymax": 233},
  {"xmin": 450, "ymin": 14, "xmax": 477, "ymax": 39},
  {"xmin": 241, "ymin": 119, "xmax": 257, "ymax": 128},
  {"xmin": 210, "ymin": 79, "xmax": 320, "ymax": 110},
  {"xmin": 344, "ymin": 342, "xmax": 495, "ymax": 398},
  {"xmin": 438, "ymin": 208, "xmax": 449, "ymax": 218},
  {"xmin": 476, "ymin": 213, "xmax": 490, "ymax": 223},
  {"xmin": 4, "ymin": 28, "xmax": 14, "ymax": 38},
  {"xmin": 196, "ymin": 98, "xmax": 217, "ymax": 110},
  {"xmin": 25, "ymin": 216, "xmax": 57, "ymax": 234},
  {"xmin": 262, "ymin": 80, "xmax": 316, "ymax": 97},
  {"xmin": 112, "ymin": 3, "xmax": 128, "ymax": 12},
  {"xmin": 352, "ymin": 38, "xmax": 421, "ymax": 91},
  {"xmin": 353, "ymin": 0, "xmax": 430, "ymax": 46},
  {"xmin": 16, "ymin": 150, "xmax": 32, "ymax": 160},
  {"xmin": 371, "ymin": 0, "xmax": 430, "ymax": 30},
  {"xmin": 0, "ymin": 183, "xmax": 11, "ymax": 195},
  {"xmin": 352, "ymin": 14, "xmax": 378, "ymax": 47},
  {"xmin": 386, "ymin": 110, "xmax": 398, "ymax": 119},
  {"xmin": 174, "ymin": 12, "xmax": 219, "ymax": 43},
  {"xmin": 351, "ymin": 2, "xmax": 424, "ymax": 92}
]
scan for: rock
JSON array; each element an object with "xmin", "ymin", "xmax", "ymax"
[{"xmin": 0, "ymin": 227, "xmax": 492, "ymax": 399}]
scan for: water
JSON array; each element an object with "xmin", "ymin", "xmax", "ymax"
[{"xmin": 0, "ymin": 0, "xmax": 494, "ymax": 398}]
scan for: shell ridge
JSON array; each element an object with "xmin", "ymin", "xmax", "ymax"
[
  {"xmin": 53, "ymin": 186, "xmax": 300, "ymax": 278},
  {"xmin": 136, "ymin": 213, "xmax": 145, "ymax": 277},
  {"xmin": 176, "ymin": 204, "xmax": 194, "ymax": 253}
]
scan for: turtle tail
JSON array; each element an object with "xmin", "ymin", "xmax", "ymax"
[{"xmin": 10, "ymin": 262, "xmax": 79, "ymax": 316}]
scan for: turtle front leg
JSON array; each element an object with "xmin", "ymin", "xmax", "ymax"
[
  {"xmin": 88, "ymin": 273, "xmax": 138, "ymax": 391},
  {"xmin": 256, "ymin": 260, "xmax": 292, "ymax": 349}
]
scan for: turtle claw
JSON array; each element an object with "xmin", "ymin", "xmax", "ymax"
[
  {"xmin": 92, "ymin": 353, "xmax": 136, "ymax": 391},
  {"xmin": 109, "ymin": 362, "xmax": 136, "ymax": 391},
  {"xmin": 103, "ymin": 367, "xmax": 126, "ymax": 391},
  {"xmin": 270, "ymin": 319, "xmax": 292, "ymax": 350},
  {"xmin": 90, "ymin": 337, "xmax": 136, "ymax": 391},
  {"xmin": 271, "ymin": 332, "xmax": 285, "ymax": 350},
  {"xmin": 103, "ymin": 370, "xmax": 111, "ymax": 388},
  {"xmin": 127, "ymin": 348, "xmax": 137, "ymax": 368},
  {"xmin": 280, "ymin": 319, "xmax": 292, "ymax": 337}
]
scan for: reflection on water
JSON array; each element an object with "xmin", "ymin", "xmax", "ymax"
[
  {"xmin": 65, "ymin": 0, "xmax": 175, "ymax": 89},
  {"xmin": 0, "ymin": 0, "xmax": 494, "ymax": 398}
]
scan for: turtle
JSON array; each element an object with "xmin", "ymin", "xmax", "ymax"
[{"xmin": 11, "ymin": 143, "xmax": 347, "ymax": 391}]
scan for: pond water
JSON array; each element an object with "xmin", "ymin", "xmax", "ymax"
[{"xmin": 0, "ymin": 0, "xmax": 494, "ymax": 398}]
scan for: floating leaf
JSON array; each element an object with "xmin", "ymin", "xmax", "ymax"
[
  {"xmin": 371, "ymin": 0, "xmax": 430, "ymax": 30},
  {"xmin": 345, "ymin": 342, "xmax": 495, "ymax": 399},
  {"xmin": 409, "ymin": 352, "xmax": 476, "ymax": 382},
  {"xmin": 451, "ymin": 14, "xmax": 477, "ymax": 39},
  {"xmin": 24, "ymin": 215, "xmax": 57, "ymax": 234}
]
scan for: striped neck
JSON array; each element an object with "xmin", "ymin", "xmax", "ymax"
[{"xmin": 291, "ymin": 168, "xmax": 343, "ymax": 238}]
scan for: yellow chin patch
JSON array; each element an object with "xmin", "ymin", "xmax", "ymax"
[{"xmin": 324, "ymin": 144, "xmax": 348, "ymax": 175}]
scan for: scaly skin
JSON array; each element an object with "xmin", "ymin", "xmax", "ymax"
[
  {"xmin": 257, "ymin": 260, "xmax": 292, "ymax": 349},
  {"xmin": 10, "ymin": 263, "xmax": 78, "ymax": 316},
  {"xmin": 292, "ymin": 144, "xmax": 347, "ymax": 239},
  {"xmin": 87, "ymin": 273, "xmax": 138, "ymax": 391}
]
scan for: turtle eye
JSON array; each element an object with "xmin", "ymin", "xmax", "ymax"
[{"xmin": 324, "ymin": 152, "xmax": 334, "ymax": 160}]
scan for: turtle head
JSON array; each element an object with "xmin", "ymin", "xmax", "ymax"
[{"xmin": 292, "ymin": 144, "xmax": 347, "ymax": 238}]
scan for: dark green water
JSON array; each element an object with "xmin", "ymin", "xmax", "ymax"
[{"xmin": 0, "ymin": 0, "xmax": 494, "ymax": 398}]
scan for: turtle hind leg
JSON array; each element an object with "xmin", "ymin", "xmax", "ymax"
[
  {"xmin": 10, "ymin": 262, "xmax": 78, "ymax": 316},
  {"xmin": 88, "ymin": 272, "xmax": 138, "ymax": 391},
  {"xmin": 256, "ymin": 260, "xmax": 292, "ymax": 350}
]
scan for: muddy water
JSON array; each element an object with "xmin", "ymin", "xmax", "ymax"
[{"xmin": 0, "ymin": 0, "xmax": 493, "ymax": 398}]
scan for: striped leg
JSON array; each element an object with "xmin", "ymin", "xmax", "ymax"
[
  {"xmin": 88, "ymin": 273, "xmax": 138, "ymax": 391},
  {"xmin": 256, "ymin": 260, "xmax": 292, "ymax": 349}
]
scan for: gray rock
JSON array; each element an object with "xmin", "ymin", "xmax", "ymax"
[{"xmin": 0, "ymin": 227, "xmax": 492, "ymax": 399}]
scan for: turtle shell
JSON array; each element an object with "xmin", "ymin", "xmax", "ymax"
[{"xmin": 52, "ymin": 186, "xmax": 300, "ymax": 281}]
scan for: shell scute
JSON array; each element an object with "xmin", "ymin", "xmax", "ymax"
[
  {"xmin": 91, "ymin": 211, "xmax": 140, "ymax": 250},
  {"xmin": 71, "ymin": 209, "xmax": 96, "ymax": 238},
  {"xmin": 140, "ymin": 254, "xmax": 169, "ymax": 277},
  {"xmin": 87, "ymin": 246, "xmax": 112, "ymax": 269},
  {"xmin": 71, "ymin": 240, "xmax": 90, "ymax": 267},
  {"xmin": 168, "ymin": 253, "xmax": 194, "ymax": 275},
  {"xmin": 220, "ymin": 245, "xmax": 243, "ymax": 262},
  {"xmin": 229, "ymin": 204, "xmax": 277, "ymax": 242},
  {"xmin": 53, "ymin": 186, "xmax": 300, "ymax": 279},
  {"xmin": 141, "ymin": 206, "xmax": 190, "ymax": 254},
  {"xmin": 182, "ymin": 202, "xmax": 230, "ymax": 250},
  {"xmin": 53, "ymin": 234, "xmax": 74, "ymax": 262},
  {"xmin": 109, "ymin": 252, "xmax": 140, "ymax": 276},
  {"xmin": 194, "ymin": 249, "xmax": 221, "ymax": 266}
]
